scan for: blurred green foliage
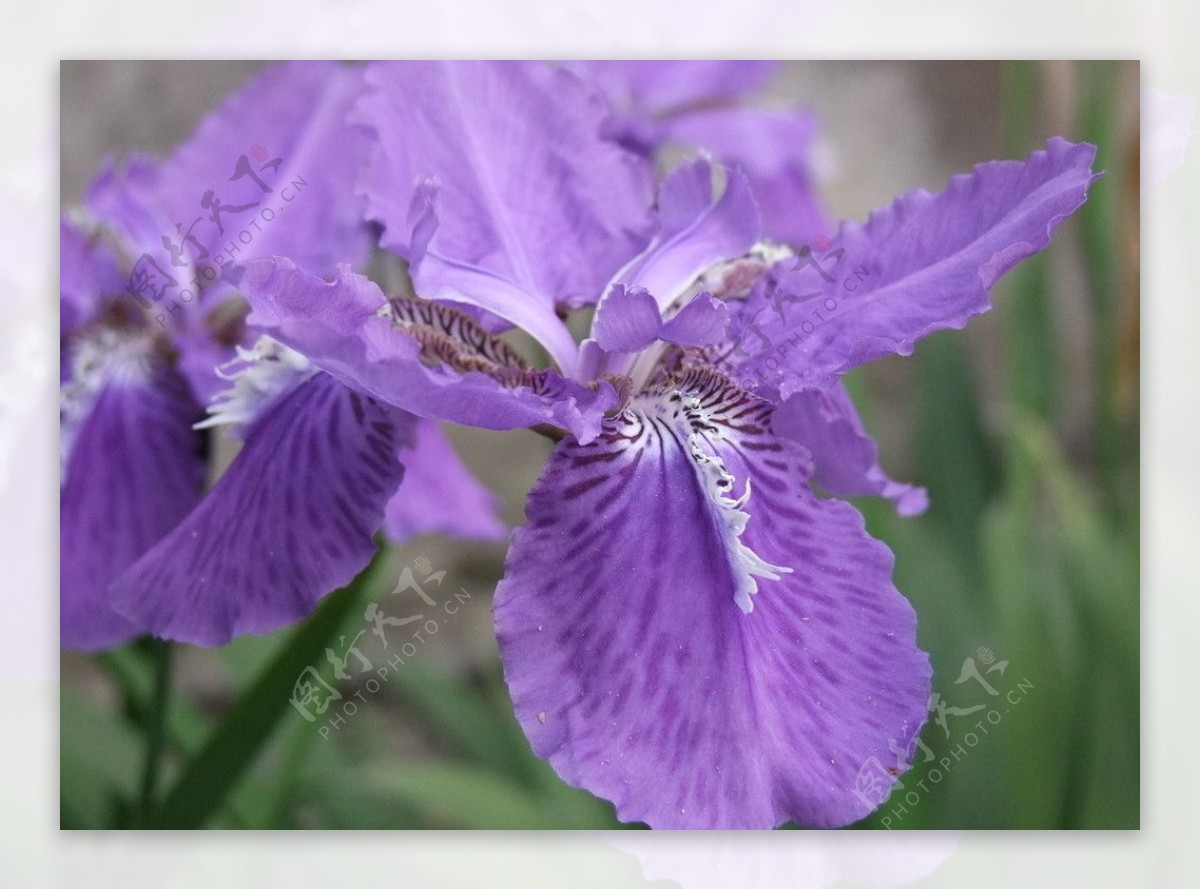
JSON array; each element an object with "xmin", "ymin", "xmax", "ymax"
[{"xmin": 60, "ymin": 61, "xmax": 1138, "ymax": 830}]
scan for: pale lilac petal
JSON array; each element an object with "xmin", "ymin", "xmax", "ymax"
[
  {"xmin": 661, "ymin": 105, "xmax": 829, "ymax": 247},
  {"xmin": 109, "ymin": 373, "xmax": 409, "ymax": 645},
  {"xmin": 660, "ymin": 292, "xmax": 731, "ymax": 347},
  {"xmin": 613, "ymin": 158, "xmax": 761, "ymax": 312},
  {"xmin": 61, "ymin": 367, "xmax": 205, "ymax": 651},
  {"xmin": 85, "ymin": 62, "xmax": 371, "ymax": 321},
  {"xmin": 773, "ymin": 383, "xmax": 927, "ymax": 516},
  {"xmin": 241, "ymin": 258, "xmax": 616, "ymax": 443},
  {"xmin": 60, "ymin": 217, "xmax": 125, "ymax": 337},
  {"xmin": 663, "ymin": 106, "xmax": 816, "ymax": 178},
  {"xmin": 591, "ymin": 285, "xmax": 662, "ymax": 353},
  {"xmin": 355, "ymin": 61, "xmax": 654, "ymax": 322},
  {"xmin": 494, "ymin": 368, "xmax": 931, "ymax": 829},
  {"xmin": 155, "ymin": 60, "xmax": 372, "ymax": 277},
  {"xmin": 748, "ymin": 163, "xmax": 831, "ymax": 249},
  {"xmin": 734, "ymin": 138, "xmax": 1099, "ymax": 393},
  {"xmin": 85, "ymin": 155, "xmax": 169, "ymax": 272},
  {"xmin": 570, "ymin": 61, "xmax": 778, "ymax": 119},
  {"xmin": 384, "ymin": 419, "xmax": 505, "ymax": 542}
]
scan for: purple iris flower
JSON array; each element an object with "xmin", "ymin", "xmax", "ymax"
[
  {"xmin": 105, "ymin": 61, "xmax": 1096, "ymax": 829},
  {"xmin": 62, "ymin": 60, "xmax": 502, "ymax": 650}
]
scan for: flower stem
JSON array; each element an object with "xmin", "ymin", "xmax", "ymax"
[{"xmin": 136, "ymin": 638, "xmax": 173, "ymax": 824}]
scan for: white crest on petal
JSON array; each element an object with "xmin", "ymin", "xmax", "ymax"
[
  {"xmin": 60, "ymin": 326, "xmax": 157, "ymax": 475},
  {"xmin": 646, "ymin": 389, "xmax": 792, "ymax": 613},
  {"xmin": 194, "ymin": 335, "xmax": 315, "ymax": 436}
]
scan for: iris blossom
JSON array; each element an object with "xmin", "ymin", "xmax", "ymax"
[
  {"xmin": 62, "ymin": 61, "xmax": 501, "ymax": 649},
  {"xmin": 96, "ymin": 61, "xmax": 1096, "ymax": 828}
]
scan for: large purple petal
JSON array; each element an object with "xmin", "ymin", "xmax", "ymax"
[
  {"xmin": 494, "ymin": 368, "xmax": 931, "ymax": 829},
  {"xmin": 85, "ymin": 61, "xmax": 371, "ymax": 317},
  {"xmin": 109, "ymin": 373, "xmax": 409, "ymax": 646},
  {"xmin": 61, "ymin": 366, "xmax": 206, "ymax": 651},
  {"xmin": 734, "ymin": 138, "xmax": 1098, "ymax": 393},
  {"xmin": 773, "ymin": 382, "xmax": 928, "ymax": 517},
  {"xmin": 384, "ymin": 419, "xmax": 506, "ymax": 543},
  {"xmin": 155, "ymin": 60, "xmax": 372, "ymax": 278},
  {"xmin": 355, "ymin": 60, "xmax": 654, "ymax": 356},
  {"xmin": 241, "ymin": 258, "xmax": 616, "ymax": 443}
]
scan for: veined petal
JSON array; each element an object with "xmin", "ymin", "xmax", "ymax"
[
  {"xmin": 734, "ymin": 138, "xmax": 1099, "ymax": 393},
  {"xmin": 109, "ymin": 373, "xmax": 409, "ymax": 645},
  {"xmin": 384, "ymin": 419, "xmax": 506, "ymax": 543},
  {"xmin": 355, "ymin": 61, "xmax": 654, "ymax": 314},
  {"xmin": 773, "ymin": 383, "xmax": 928, "ymax": 517},
  {"xmin": 611, "ymin": 158, "xmax": 761, "ymax": 313},
  {"xmin": 242, "ymin": 258, "xmax": 615, "ymax": 444},
  {"xmin": 84, "ymin": 62, "xmax": 371, "ymax": 319},
  {"xmin": 494, "ymin": 367, "xmax": 932, "ymax": 829},
  {"xmin": 61, "ymin": 364, "xmax": 205, "ymax": 651},
  {"xmin": 155, "ymin": 60, "xmax": 372, "ymax": 276}
]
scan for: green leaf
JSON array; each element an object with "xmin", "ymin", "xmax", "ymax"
[
  {"xmin": 144, "ymin": 549, "xmax": 388, "ymax": 828},
  {"xmin": 356, "ymin": 763, "xmax": 559, "ymax": 829},
  {"xmin": 60, "ymin": 688, "xmax": 142, "ymax": 828}
]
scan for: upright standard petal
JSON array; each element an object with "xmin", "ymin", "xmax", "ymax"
[
  {"xmin": 383, "ymin": 419, "xmax": 506, "ymax": 543},
  {"xmin": 61, "ymin": 365, "xmax": 206, "ymax": 651},
  {"xmin": 355, "ymin": 60, "xmax": 654, "ymax": 362},
  {"xmin": 773, "ymin": 382, "xmax": 928, "ymax": 517},
  {"xmin": 609, "ymin": 158, "xmax": 761, "ymax": 313},
  {"xmin": 109, "ymin": 373, "xmax": 409, "ymax": 646},
  {"xmin": 734, "ymin": 139, "xmax": 1098, "ymax": 394},
  {"xmin": 155, "ymin": 60, "xmax": 372, "ymax": 277},
  {"xmin": 242, "ymin": 258, "xmax": 616, "ymax": 443},
  {"xmin": 662, "ymin": 106, "xmax": 829, "ymax": 247},
  {"xmin": 85, "ymin": 61, "xmax": 371, "ymax": 320},
  {"xmin": 494, "ymin": 367, "xmax": 931, "ymax": 829}
]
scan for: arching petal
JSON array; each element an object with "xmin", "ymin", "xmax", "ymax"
[
  {"xmin": 773, "ymin": 383, "xmax": 928, "ymax": 517},
  {"xmin": 612, "ymin": 158, "xmax": 761, "ymax": 313},
  {"xmin": 154, "ymin": 60, "xmax": 372, "ymax": 279},
  {"xmin": 384, "ymin": 419, "xmax": 506, "ymax": 543},
  {"xmin": 494, "ymin": 368, "xmax": 931, "ymax": 829},
  {"xmin": 61, "ymin": 366, "xmax": 206, "ymax": 651},
  {"xmin": 109, "ymin": 373, "xmax": 409, "ymax": 645},
  {"xmin": 355, "ymin": 61, "xmax": 653, "ymax": 318},
  {"xmin": 241, "ymin": 258, "xmax": 616, "ymax": 444},
  {"xmin": 733, "ymin": 138, "xmax": 1098, "ymax": 394}
]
